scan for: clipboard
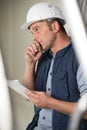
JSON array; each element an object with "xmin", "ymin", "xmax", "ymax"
[{"xmin": 7, "ymin": 80, "xmax": 30, "ymax": 99}]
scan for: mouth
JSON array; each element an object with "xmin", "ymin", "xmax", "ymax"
[{"xmin": 39, "ymin": 42, "xmax": 44, "ymax": 51}]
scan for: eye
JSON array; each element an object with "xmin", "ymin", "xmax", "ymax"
[
  {"xmin": 30, "ymin": 26, "xmax": 41, "ymax": 34},
  {"xmin": 34, "ymin": 27, "xmax": 40, "ymax": 32}
]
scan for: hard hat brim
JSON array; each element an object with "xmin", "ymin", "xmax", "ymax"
[
  {"xmin": 21, "ymin": 18, "xmax": 65, "ymax": 30},
  {"xmin": 21, "ymin": 22, "xmax": 32, "ymax": 30}
]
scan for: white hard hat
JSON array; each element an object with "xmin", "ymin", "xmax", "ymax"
[{"xmin": 21, "ymin": 2, "xmax": 65, "ymax": 30}]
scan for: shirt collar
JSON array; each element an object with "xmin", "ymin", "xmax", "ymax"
[{"xmin": 55, "ymin": 43, "xmax": 71, "ymax": 58}]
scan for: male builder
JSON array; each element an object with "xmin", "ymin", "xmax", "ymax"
[{"xmin": 21, "ymin": 2, "xmax": 87, "ymax": 130}]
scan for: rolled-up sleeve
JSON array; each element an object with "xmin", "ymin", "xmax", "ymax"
[{"xmin": 77, "ymin": 65, "xmax": 87, "ymax": 96}]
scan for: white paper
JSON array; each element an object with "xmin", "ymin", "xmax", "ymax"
[{"xmin": 7, "ymin": 80, "xmax": 30, "ymax": 99}]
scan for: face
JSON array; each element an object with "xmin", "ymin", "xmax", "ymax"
[{"xmin": 30, "ymin": 21, "xmax": 57, "ymax": 51}]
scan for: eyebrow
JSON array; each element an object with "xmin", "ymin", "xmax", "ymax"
[{"xmin": 31, "ymin": 26, "xmax": 39, "ymax": 30}]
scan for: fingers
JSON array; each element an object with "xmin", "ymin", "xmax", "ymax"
[
  {"xmin": 26, "ymin": 42, "xmax": 41, "ymax": 55},
  {"xmin": 27, "ymin": 43, "xmax": 38, "ymax": 55},
  {"xmin": 25, "ymin": 47, "xmax": 34, "ymax": 59},
  {"xmin": 34, "ymin": 41, "xmax": 43, "ymax": 52},
  {"xmin": 25, "ymin": 90, "xmax": 38, "ymax": 99},
  {"xmin": 25, "ymin": 42, "xmax": 42, "ymax": 58},
  {"xmin": 24, "ymin": 41, "xmax": 43, "ymax": 64},
  {"xmin": 24, "ymin": 90, "xmax": 34, "ymax": 102},
  {"xmin": 25, "ymin": 90, "xmax": 50, "ymax": 108},
  {"xmin": 25, "ymin": 90, "xmax": 42, "ymax": 105}
]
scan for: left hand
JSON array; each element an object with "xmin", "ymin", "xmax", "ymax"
[{"xmin": 25, "ymin": 90, "xmax": 52, "ymax": 108}]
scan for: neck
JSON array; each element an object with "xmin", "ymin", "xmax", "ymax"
[{"xmin": 51, "ymin": 33, "xmax": 70, "ymax": 54}]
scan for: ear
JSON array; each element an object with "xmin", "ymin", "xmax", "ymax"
[{"xmin": 51, "ymin": 21, "xmax": 60, "ymax": 33}]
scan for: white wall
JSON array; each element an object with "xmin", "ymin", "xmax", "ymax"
[{"xmin": 0, "ymin": 0, "xmax": 65, "ymax": 130}]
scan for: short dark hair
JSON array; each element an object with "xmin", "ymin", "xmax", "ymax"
[{"xmin": 45, "ymin": 18, "xmax": 67, "ymax": 34}]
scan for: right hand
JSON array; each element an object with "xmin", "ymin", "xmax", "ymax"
[{"xmin": 25, "ymin": 41, "xmax": 43, "ymax": 64}]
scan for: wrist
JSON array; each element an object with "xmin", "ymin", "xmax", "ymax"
[
  {"xmin": 24, "ymin": 62, "xmax": 36, "ymax": 74},
  {"xmin": 47, "ymin": 97, "xmax": 56, "ymax": 109},
  {"xmin": 25, "ymin": 61, "xmax": 36, "ymax": 68}
]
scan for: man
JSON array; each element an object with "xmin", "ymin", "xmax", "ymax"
[{"xmin": 21, "ymin": 2, "xmax": 87, "ymax": 130}]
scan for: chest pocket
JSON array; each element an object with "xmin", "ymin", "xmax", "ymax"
[{"xmin": 52, "ymin": 71, "xmax": 69, "ymax": 100}]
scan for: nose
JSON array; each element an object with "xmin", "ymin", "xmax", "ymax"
[{"xmin": 32, "ymin": 33, "xmax": 38, "ymax": 41}]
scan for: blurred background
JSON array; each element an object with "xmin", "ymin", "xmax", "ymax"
[{"xmin": 0, "ymin": 0, "xmax": 66, "ymax": 130}]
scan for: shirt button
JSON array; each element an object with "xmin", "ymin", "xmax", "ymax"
[
  {"xmin": 48, "ymin": 88, "xmax": 51, "ymax": 91},
  {"xmin": 43, "ymin": 116, "xmax": 45, "ymax": 120},
  {"xmin": 50, "ymin": 72, "xmax": 52, "ymax": 75}
]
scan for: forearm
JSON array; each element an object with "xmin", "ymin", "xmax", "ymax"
[
  {"xmin": 25, "ymin": 90, "xmax": 87, "ymax": 119},
  {"xmin": 23, "ymin": 41, "xmax": 43, "ymax": 90},
  {"xmin": 48, "ymin": 98, "xmax": 76, "ymax": 115},
  {"xmin": 22, "ymin": 62, "xmax": 36, "ymax": 90},
  {"xmin": 48, "ymin": 97, "xmax": 87, "ymax": 119}
]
